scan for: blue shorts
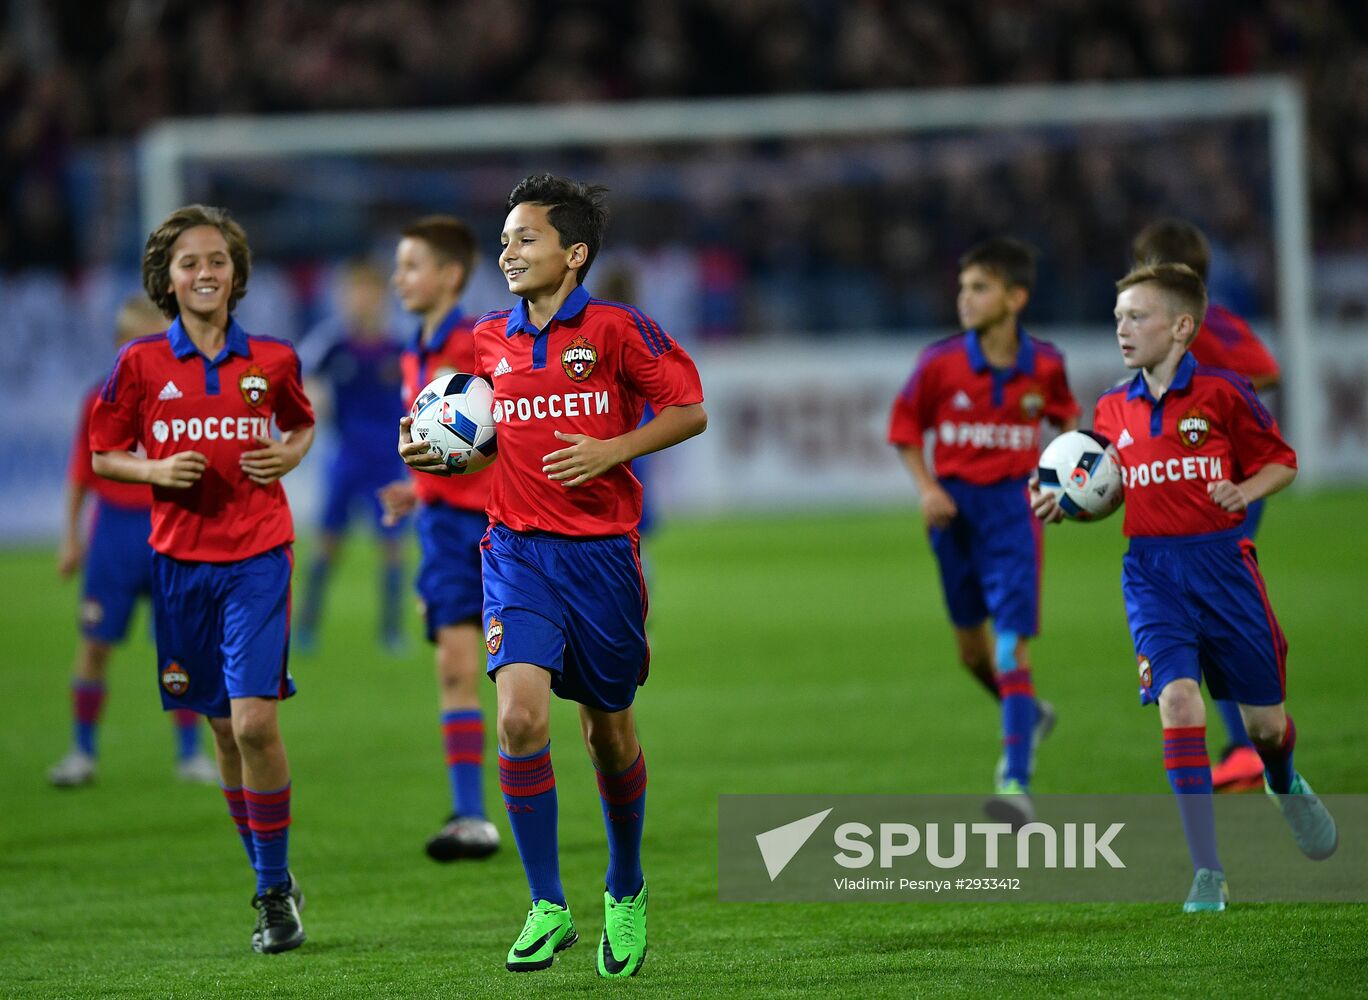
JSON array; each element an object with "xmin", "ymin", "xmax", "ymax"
[
  {"xmin": 150, "ymin": 546, "xmax": 297, "ymax": 718},
  {"xmin": 416, "ymin": 502, "xmax": 487, "ymax": 640},
  {"xmin": 320, "ymin": 452, "xmax": 408, "ymax": 537},
  {"xmin": 927, "ymin": 476, "xmax": 1041, "ymax": 636},
  {"xmin": 81, "ymin": 502, "xmax": 152, "ymax": 643},
  {"xmin": 481, "ymin": 524, "xmax": 649, "ymax": 713},
  {"xmin": 1123, "ymin": 527, "xmax": 1287, "ymax": 707}
]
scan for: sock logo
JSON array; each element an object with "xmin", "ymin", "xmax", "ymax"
[
  {"xmin": 161, "ymin": 661, "xmax": 190, "ymax": 696},
  {"xmin": 755, "ymin": 808, "xmax": 833, "ymax": 881}
]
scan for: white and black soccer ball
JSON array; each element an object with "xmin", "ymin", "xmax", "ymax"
[
  {"xmin": 409, "ymin": 372, "xmax": 497, "ymax": 474},
  {"xmin": 1036, "ymin": 429, "xmax": 1123, "ymax": 521}
]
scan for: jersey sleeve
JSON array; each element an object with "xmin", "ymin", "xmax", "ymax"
[
  {"xmin": 1091, "ymin": 391, "xmax": 1122, "ymax": 446},
  {"xmin": 619, "ymin": 310, "xmax": 704, "ymax": 410},
  {"xmin": 887, "ymin": 353, "xmax": 936, "ymax": 448},
  {"xmin": 1218, "ymin": 374, "xmax": 1297, "ymax": 478},
  {"xmin": 274, "ymin": 348, "xmax": 316, "ymax": 432},
  {"xmin": 88, "ymin": 346, "xmax": 143, "ymax": 454}
]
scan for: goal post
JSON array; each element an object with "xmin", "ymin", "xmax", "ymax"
[{"xmin": 139, "ymin": 77, "xmax": 1316, "ymax": 483}]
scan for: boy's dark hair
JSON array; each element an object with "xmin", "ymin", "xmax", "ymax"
[
  {"xmin": 959, "ymin": 237, "xmax": 1038, "ymax": 293},
  {"xmin": 1116, "ymin": 261, "xmax": 1208, "ymax": 332},
  {"xmin": 1132, "ymin": 219, "xmax": 1211, "ymax": 281},
  {"xmin": 142, "ymin": 205, "xmax": 251, "ymax": 318},
  {"xmin": 400, "ymin": 216, "xmax": 478, "ymax": 291},
  {"xmin": 507, "ymin": 174, "xmax": 609, "ymax": 284}
]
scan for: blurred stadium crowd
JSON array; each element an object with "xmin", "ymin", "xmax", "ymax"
[{"xmin": 2, "ymin": 0, "xmax": 1366, "ymax": 360}]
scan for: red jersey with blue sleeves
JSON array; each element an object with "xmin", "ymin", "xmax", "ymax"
[
  {"xmin": 1189, "ymin": 304, "xmax": 1280, "ymax": 385},
  {"xmin": 1093, "ymin": 352, "xmax": 1296, "ymax": 538},
  {"xmin": 471, "ymin": 286, "xmax": 704, "ymax": 536},
  {"xmin": 88, "ymin": 317, "xmax": 315, "ymax": 562},
  {"xmin": 71, "ymin": 384, "xmax": 152, "ymax": 510},
  {"xmin": 887, "ymin": 330, "xmax": 1079, "ymax": 484},
  {"xmin": 400, "ymin": 306, "xmax": 491, "ymax": 513}
]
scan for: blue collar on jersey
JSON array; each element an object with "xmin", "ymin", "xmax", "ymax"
[
  {"xmin": 1126, "ymin": 351, "xmax": 1197, "ymax": 403},
  {"xmin": 505, "ymin": 284, "xmax": 591, "ymax": 338},
  {"xmin": 411, "ymin": 304, "xmax": 465, "ymax": 355},
  {"xmin": 167, "ymin": 315, "xmax": 249, "ymax": 363},
  {"xmin": 965, "ymin": 327, "xmax": 1036, "ymax": 377}
]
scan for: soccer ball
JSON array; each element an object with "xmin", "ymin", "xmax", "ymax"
[
  {"xmin": 409, "ymin": 372, "xmax": 497, "ymax": 474},
  {"xmin": 1036, "ymin": 429, "xmax": 1123, "ymax": 521}
]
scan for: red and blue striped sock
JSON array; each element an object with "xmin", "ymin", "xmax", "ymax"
[
  {"xmin": 221, "ymin": 785, "xmax": 256, "ymax": 866},
  {"xmin": 596, "ymin": 750, "xmax": 647, "ymax": 900},
  {"xmin": 441, "ymin": 709, "xmax": 486, "ymax": 818},
  {"xmin": 172, "ymin": 709, "xmax": 200, "ymax": 762},
  {"xmin": 72, "ymin": 680, "xmax": 106, "ymax": 757},
  {"xmin": 997, "ymin": 669, "xmax": 1038, "ymax": 787},
  {"xmin": 1163, "ymin": 726, "xmax": 1221, "ymax": 871},
  {"xmin": 499, "ymin": 743, "xmax": 564, "ymax": 906},
  {"xmin": 1257, "ymin": 714, "xmax": 1297, "ymax": 794},
  {"xmin": 244, "ymin": 783, "xmax": 292, "ymax": 894}
]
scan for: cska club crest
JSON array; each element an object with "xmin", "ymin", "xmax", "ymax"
[
  {"xmin": 561, "ymin": 336, "xmax": 598, "ymax": 383},
  {"xmin": 239, "ymin": 365, "xmax": 270, "ymax": 408},
  {"xmin": 1137, "ymin": 654, "xmax": 1152, "ymax": 692},
  {"xmin": 1019, "ymin": 389, "xmax": 1045, "ymax": 420},
  {"xmin": 161, "ymin": 661, "xmax": 190, "ymax": 697},
  {"xmin": 1178, "ymin": 407, "xmax": 1210, "ymax": 448},
  {"xmin": 485, "ymin": 615, "xmax": 504, "ymax": 655}
]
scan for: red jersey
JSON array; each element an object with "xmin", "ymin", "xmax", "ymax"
[
  {"xmin": 472, "ymin": 286, "xmax": 704, "ymax": 536},
  {"xmin": 89, "ymin": 318, "xmax": 315, "ymax": 562},
  {"xmin": 1093, "ymin": 352, "xmax": 1296, "ymax": 538},
  {"xmin": 1189, "ymin": 304, "xmax": 1280, "ymax": 386},
  {"xmin": 71, "ymin": 384, "xmax": 151, "ymax": 510},
  {"xmin": 400, "ymin": 306, "xmax": 491, "ymax": 514},
  {"xmin": 888, "ymin": 330, "xmax": 1079, "ymax": 484}
]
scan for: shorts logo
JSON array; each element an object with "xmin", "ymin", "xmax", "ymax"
[
  {"xmin": 561, "ymin": 336, "xmax": 597, "ymax": 383},
  {"xmin": 161, "ymin": 661, "xmax": 190, "ymax": 697},
  {"xmin": 485, "ymin": 616, "xmax": 504, "ymax": 655},
  {"xmin": 239, "ymin": 365, "xmax": 269, "ymax": 408},
  {"xmin": 80, "ymin": 599, "xmax": 104, "ymax": 628},
  {"xmin": 1019, "ymin": 389, "xmax": 1045, "ymax": 420},
  {"xmin": 1178, "ymin": 407, "xmax": 1210, "ymax": 448},
  {"xmin": 1137, "ymin": 654, "xmax": 1152, "ymax": 691}
]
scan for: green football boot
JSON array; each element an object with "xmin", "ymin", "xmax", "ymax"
[
  {"xmin": 1267, "ymin": 773, "xmax": 1338, "ymax": 860},
  {"xmin": 1182, "ymin": 867, "xmax": 1229, "ymax": 913},
  {"xmin": 984, "ymin": 778, "xmax": 1035, "ymax": 831},
  {"xmin": 597, "ymin": 882, "xmax": 648, "ymax": 978},
  {"xmin": 506, "ymin": 900, "xmax": 577, "ymax": 972}
]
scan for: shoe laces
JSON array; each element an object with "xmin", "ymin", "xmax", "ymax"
[
  {"xmin": 606, "ymin": 897, "xmax": 638, "ymax": 948},
  {"xmin": 254, "ymin": 889, "xmax": 296, "ymax": 926},
  {"xmin": 516, "ymin": 904, "xmax": 559, "ymax": 946}
]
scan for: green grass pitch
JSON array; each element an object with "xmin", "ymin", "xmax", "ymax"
[{"xmin": 2, "ymin": 492, "xmax": 1366, "ymax": 997}]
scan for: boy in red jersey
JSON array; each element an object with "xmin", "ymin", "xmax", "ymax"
[
  {"xmin": 90, "ymin": 205, "xmax": 315, "ymax": 953},
  {"xmin": 48, "ymin": 295, "xmax": 216, "ymax": 788},
  {"xmin": 1132, "ymin": 220, "xmax": 1282, "ymax": 790},
  {"xmin": 1034, "ymin": 262, "xmax": 1336, "ymax": 913},
  {"xmin": 400, "ymin": 175, "xmax": 706, "ymax": 977},
  {"xmin": 376, "ymin": 216, "xmax": 500, "ymax": 861},
  {"xmin": 887, "ymin": 238, "xmax": 1078, "ymax": 825}
]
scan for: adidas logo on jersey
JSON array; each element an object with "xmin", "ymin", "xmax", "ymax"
[
  {"xmin": 493, "ymin": 357, "xmax": 513, "ymax": 377},
  {"xmin": 951, "ymin": 390, "xmax": 972, "ymax": 411},
  {"xmin": 158, "ymin": 380, "xmax": 183, "ymax": 400},
  {"xmin": 1117, "ymin": 428, "xmax": 1134, "ymax": 449}
]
